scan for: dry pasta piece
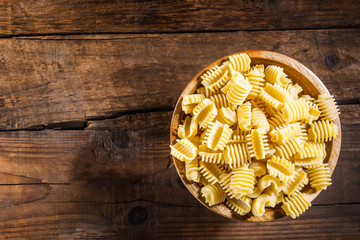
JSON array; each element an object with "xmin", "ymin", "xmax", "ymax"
[
  {"xmin": 284, "ymin": 83, "xmax": 303, "ymax": 101},
  {"xmin": 201, "ymin": 183, "xmax": 226, "ymax": 206},
  {"xmin": 203, "ymin": 121, "xmax": 233, "ymax": 150},
  {"xmin": 225, "ymin": 73, "xmax": 253, "ymax": 105},
  {"xmin": 268, "ymin": 111, "xmax": 286, "ymax": 130},
  {"xmin": 197, "ymin": 87, "xmax": 220, "ymax": 98},
  {"xmin": 315, "ymin": 94, "xmax": 340, "ymax": 121},
  {"xmin": 308, "ymin": 120, "xmax": 338, "ymax": 142},
  {"xmin": 244, "ymin": 64, "xmax": 265, "ymax": 100},
  {"xmin": 199, "ymin": 162, "xmax": 224, "ymax": 184},
  {"xmin": 263, "ymin": 83, "xmax": 292, "ymax": 103},
  {"xmin": 301, "ymin": 96, "xmax": 321, "ymax": 124},
  {"xmin": 228, "ymin": 53, "xmax": 251, "ymax": 73},
  {"xmin": 282, "ymin": 168, "xmax": 308, "ymax": 196},
  {"xmin": 182, "ymin": 94, "xmax": 205, "ymax": 114},
  {"xmin": 185, "ymin": 158, "xmax": 200, "ymax": 182},
  {"xmin": 249, "ymin": 160, "xmax": 267, "ymax": 178},
  {"xmin": 198, "ymin": 144, "xmax": 223, "ymax": 164},
  {"xmin": 223, "ymin": 142, "xmax": 250, "ymax": 168},
  {"xmin": 209, "ymin": 93, "xmax": 236, "ymax": 110},
  {"xmin": 251, "ymin": 191, "xmax": 282, "ymax": 217},
  {"xmin": 178, "ymin": 115, "xmax": 197, "ymax": 139},
  {"xmin": 201, "ymin": 63, "xmax": 230, "ymax": 92},
  {"xmin": 228, "ymin": 131, "xmax": 249, "ymax": 144},
  {"xmin": 188, "ymin": 135, "xmax": 201, "ymax": 147},
  {"xmin": 308, "ymin": 163, "xmax": 332, "ymax": 191},
  {"xmin": 274, "ymin": 137, "xmax": 304, "ymax": 159},
  {"xmin": 248, "ymin": 175, "xmax": 284, "ymax": 198},
  {"xmin": 270, "ymin": 123, "xmax": 300, "ymax": 145},
  {"xmin": 304, "ymin": 141, "xmax": 326, "ymax": 160},
  {"xmin": 218, "ymin": 173, "xmax": 235, "ymax": 198},
  {"xmin": 267, "ymin": 155, "xmax": 295, "ymax": 182},
  {"xmin": 247, "ymin": 129, "xmax": 270, "ymax": 160},
  {"xmin": 251, "ymin": 99, "xmax": 267, "ymax": 111},
  {"xmin": 281, "ymin": 98, "xmax": 309, "ymax": 123},
  {"xmin": 170, "ymin": 139, "xmax": 198, "ymax": 162},
  {"xmin": 237, "ymin": 101, "xmax": 252, "ymax": 131},
  {"xmin": 251, "ymin": 108, "xmax": 270, "ymax": 133},
  {"xmin": 226, "ymin": 196, "xmax": 252, "ymax": 216},
  {"xmin": 216, "ymin": 107, "xmax": 237, "ymax": 126},
  {"xmin": 265, "ymin": 65, "xmax": 291, "ymax": 86},
  {"xmin": 230, "ymin": 166, "xmax": 256, "ymax": 196},
  {"xmin": 281, "ymin": 192, "xmax": 311, "ymax": 219},
  {"xmin": 258, "ymin": 89, "xmax": 283, "ymax": 111},
  {"xmin": 193, "ymin": 98, "xmax": 218, "ymax": 129},
  {"xmin": 294, "ymin": 143, "xmax": 325, "ymax": 168}
]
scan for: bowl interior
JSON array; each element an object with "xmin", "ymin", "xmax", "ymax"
[{"xmin": 170, "ymin": 50, "xmax": 341, "ymax": 222}]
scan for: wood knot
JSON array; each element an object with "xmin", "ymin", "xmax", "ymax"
[
  {"xmin": 111, "ymin": 130, "xmax": 130, "ymax": 148},
  {"xmin": 128, "ymin": 206, "xmax": 148, "ymax": 225},
  {"xmin": 325, "ymin": 54, "xmax": 340, "ymax": 69}
]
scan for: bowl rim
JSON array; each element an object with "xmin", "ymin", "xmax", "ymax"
[{"xmin": 170, "ymin": 50, "xmax": 342, "ymax": 222}]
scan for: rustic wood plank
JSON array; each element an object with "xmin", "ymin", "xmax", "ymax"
[
  {"xmin": 0, "ymin": 29, "xmax": 358, "ymax": 130},
  {"xmin": 0, "ymin": 0, "xmax": 359, "ymax": 36}
]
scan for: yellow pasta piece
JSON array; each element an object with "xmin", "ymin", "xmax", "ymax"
[
  {"xmin": 264, "ymin": 83, "xmax": 292, "ymax": 103},
  {"xmin": 294, "ymin": 142, "xmax": 325, "ymax": 167},
  {"xmin": 199, "ymin": 162, "xmax": 224, "ymax": 184},
  {"xmin": 248, "ymin": 175, "xmax": 284, "ymax": 198},
  {"xmin": 270, "ymin": 123, "xmax": 300, "ymax": 145},
  {"xmin": 228, "ymin": 131, "xmax": 249, "ymax": 144},
  {"xmin": 198, "ymin": 144, "xmax": 223, "ymax": 164},
  {"xmin": 201, "ymin": 183, "xmax": 226, "ymax": 206},
  {"xmin": 281, "ymin": 98, "xmax": 309, "ymax": 123},
  {"xmin": 178, "ymin": 115, "xmax": 197, "ymax": 139},
  {"xmin": 201, "ymin": 63, "xmax": 230, "ymax": 92},
  {"xmin": 203, "ymin": 121, "xmax": 233, "ymax": 150},
  {"xmin": 267, "ymin": 155, "xmax": 295, "ymax": 182},
  {"xmin": 225, "ymin": 73, "xmax": 253, "ymax": 105},
  {"xmin": 251, "ymin": 107, "xmax": 270, "ymax": 133},
  {"xmin": 249, "ymin": 160, "xmax": 267, "ymax": 178},
  {"xmin": 193, "ymin": 98, "xmax": 218, "ymax": 129},
  {"xmin": 258, "ymin": 89, "xmax": 283, "ymax": 111},
  {"xmin": 216, "ymin": 107, "xmax": 237, "ymax": 126},
  {"xmin": 308, "ymin": 163, "xmax": 332, "ymax": 191},
  {"xmin": 182, "ymin": 94, "xmax": 205, "ymax": 114},
  {"xmin": 226, "ymin": 196, "xmax": 252, "ymax": 216},
  {"xmin": 197, "ymin": 87, "xmax": 220, "ymax": 98},
  {"xmin": 282, "ymin": 168, "xmax": 308, "ymax": 196},
  {"xmin": 297, "ymin": 123, "xmax": 308, "ymax": 142},
  {"xmin": 265, "ymin": 65, "xmax": 291, "ymax": 86},
  {"xmin": 209, "ymin": 93, "xmax": 236, "ymax": 110},
  {"xmin": 185, "ymin": 158, "xmax": 200, "ymax": 183},
  {"xmin": 247, "ymin": 129, "xmax": 270, "ymax": 160},
  {"xmin": 228, "ymin": 53, "xmax": 251, "ymax": 73},
  {"xmin": 273, "ymin": 137, "xmax": 304, "ymax": 159},
  {"xmin": 188, "ymin": 135, "xmax": 201, "ymax": 147},
  {"xmin": 308, "ymin": 120, "xmax": 338, "ymax": 142},
  {"xmin": 244, "ymin": 64, "xmax": 265, "ymax": 100},
  {"xmin": 218, "ymin": 173, "xmax": 235, "ymax": 198},
  {"xmin": 237, "ymin": 101, "xmax": 252, "ymax": 131},
  {"xmin": 223, "ymin": 142, "xmax": 250, "ymax": 168},
  {"xmin": 251, "ymin": 99, "xmax": 267, "ymax": 111},
  {"xmin": 284, "ymin": 83, "xmax": 303, "ymax": 101},
  {"xmin": 170, "ymin": 139, "xmax": 198, "ymax": 162},
  {"xmin": 282, "ymin": 192, "xmax": 311, "ymax": 219},
  {"xmin": 251, "ymin": 191, "xmax": 282, "ymax": 217},
  {"xmin": 230, "ymin": 166, "xmax": 256, "ymax": 196},
  {"xmin": 315, "ymin": 94, "xmax": 340, "ymax": 121},
  {"xmin": 268, "ymin": 111, "xmax": 287, "ymax": 130},
  {"xmin": 304, "ymin": 141, "xmax": 326, "ymax": 160}
]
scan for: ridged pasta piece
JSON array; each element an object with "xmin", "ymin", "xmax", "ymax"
[
  {"xmin": 230, "ymin": 166, "xmax": 256, "ymax": 196},
  {"xmin": 308, "ymin": 120, "xmax": 338, "ymax": 142},
  {"xmin": 297, "ymin": 123, "xmax": 308, "ymax": 142},
  {"xmin": 304, "ymin": 141, "xmax": 326, "ymax": 160},
  {"xmin": 274, "ymin": 137, "xmax": 304, "ymax": 159},
  {"xmin": 263, "ymin": 83, "xmax": 292, "ymax": 103},
  {"xmin": 244, "ymin": 64, "xmax": 265, "ymax": 100},
  {"xmin": 201, "ymin": 63, "xmax": 230, "ymax": 92},
  {"xmin": 182, "ymin": 94, "xmax": 205, "ymax": 114},
  {"xmin": 228, "ymin": 53, "xmax": 251, "ymax": 73},
  {"xmin": 251, "ymin": 100, "xmax": 267, "ymax": 111},
  {"xmin": 267, "ymin": 155, "xmax": 295, "ymax": 182},
  {"xmin": 265, "ymin": 65, "xmax": 291, "ymax": 86},
  {"xmin": 178, "ymin": 115, "xmax": 197, "ymax": 139},
  {"xmin": 268, "ymin": 111, "xmax": 286, "ymax": 130},
  {"xmin": 201, "ymin": 183, "xmax": 226, "ymax": 206},
  {"xmin": 294, "ymin": 142, "xmax": 325, "ymax": 166},
  {"xmin": 258, "ymin": 89, "xmax": 283, "ymax": 111},
  {"xmin": 248, "ymin": 175, "xmax": 284, "ymax": 198},
  {"xmin": 193, "ymin": 98, "xmax": 218, "ymax": 129},
  {"xmin": 218, "ymin": 173, "xmax": 235, "ymax": 198},
  {"xmin": 209, "ymin": 93, "xmax": 236, "ymax": 110},
  {"xmin": 170, "ymin": 139, "xmax": 198, "ymax": 162},
  {"xmin": 226, "ymin": 196, "xmax": 252, "ymax": 216},
  {"xmin": 285, "ymin": 83, "xmax": 303, "ymax": 101},
  {"xmin": 203, "ymin": 121, "xmax": 233, "ymax": 150},
  {"xmin": 270, "ymin": 123, "xmax": 300, "ymax": 145},
  {"xmin": 251, "ymin": 108, "xmax": 270, "ymax": 133},
  {"xmin": 185, "ymin": 158, "xmax": 200, "ymax": 182},
  {"xmin": 237, "ymin": 101, "xmax": 252, "ymax": 131},
  {"xmin": 282, "ymin": 168, "xmax": 308, "ymax": 196},
  {"xmin": 301, "ymin": 96, "xmax": 321, "ymax": 124},
  {"xmin": 249, "ymin": 160, "xmax": 267, "ymax": 178},
  {"xmin": 294, "ymin": 157, "xmax": 322, "ymax": 169},
  {"xmin": 281, "ymin": 192, "xmax": 311, "ymax": 219},
  {"xmin": 251, "ymin": 192, "xmax": 282, "ymax": 217},
  {"xmin": 315, "ymin": 94, "xmax": 340, "ymax": 121},
  {"xmin": 197, "ymin": 87, "xmax": 220, "ymax": 98},
  {"xmin": 225, "ymin": 73, "xmax": 253, "ymax": 105},
  {"xmin": 228, "ymin": 131, "xmax": 249, "ymax": 144},
  {"xmin": 199, "ymin": 162, "xmax": 224, "ymax": 184},
  {"xmin": 223, "ymin": 142, "xmax": 250, "ymax": 168},
  {"xmin": 247, "ymin": 129, "xmax": 270, "ymax": 160},
  {"xmin": 308, "ymin": 163, "xmax": 332, "ymax": 191},
  {"xmin": 188, "ymin": 135, "xmax": 201, "ymax": 147},
  {"xmin": 281, "ymin": 98, "xmax": 309, "ymax": 123},
  {"xmin": 216, "ymin": 107, "xmax": 237, "ymax": 126},
  {"xmin": 198, "ymin": 144, "xmax": 223, "ymax": 164}
]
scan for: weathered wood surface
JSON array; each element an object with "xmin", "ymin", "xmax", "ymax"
[
  {"xmin": 0, "ymin": 29, "xmax": 359, "ymax": 130},
  {"xmin": 0, "ymin": 0, "xmax": 359, "ymax": 36}
]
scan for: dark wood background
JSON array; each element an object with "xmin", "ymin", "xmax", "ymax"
[{"xmin": 0, "ymin": 0, "xmax": 359, "ymax": 239}]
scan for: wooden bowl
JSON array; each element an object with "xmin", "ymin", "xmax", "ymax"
[{"xmin": 170, "ymin": 50, "xmax": 341, "ymax": 222}]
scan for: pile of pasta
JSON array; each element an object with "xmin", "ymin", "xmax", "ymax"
[{"xmin": 170, "ymin": 53, "xmax": 340, "ymax": 219}]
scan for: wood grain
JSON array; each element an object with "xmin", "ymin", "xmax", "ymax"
[
  {"xmin": 0, "ymin": 0, "xmax": 359, "ymax": 36},
  {"xmin": 0, "ymin": 29, "xmax": 358, "ymax": 130}
]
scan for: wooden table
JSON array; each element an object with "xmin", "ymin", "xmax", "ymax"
[{"xmin": 0, "ymin": 1, "xmax": 359, "ymax": 239}]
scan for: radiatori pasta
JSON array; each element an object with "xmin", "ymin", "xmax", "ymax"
[{"xmin": 170, "ymin": 52, "xmax": 339, "ymax": 219}]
